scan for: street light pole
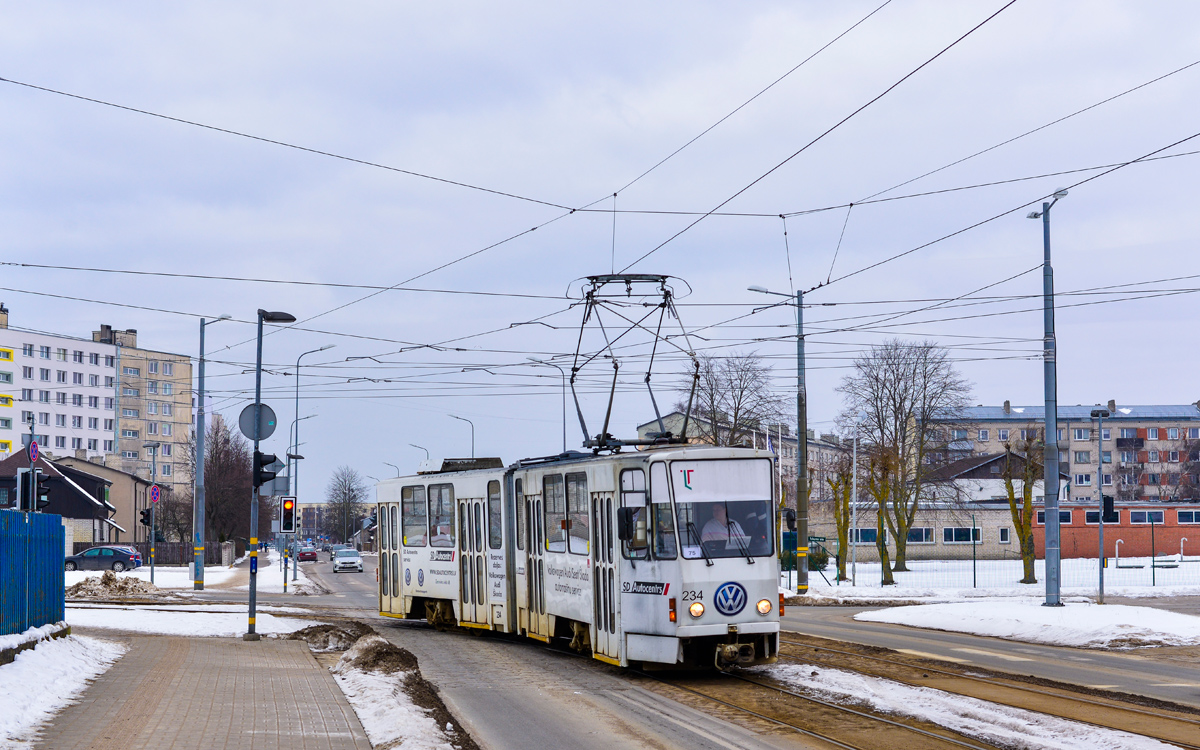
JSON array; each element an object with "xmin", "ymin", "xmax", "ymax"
[
  {"xmin": 1092, "ymin": 408, "xmax": 1110, "ymax": 604},
  {"xmin": 528, "ymin": 357, "xmax": 567, "ymax": 452},
  {"xmin": 292, "ymin": 345, "xmax": 333, "ymax": 521},
  {"xmin": 247, "ymin": 308, "xmax": 296, "ymax": 641},
  {"xmin": 194, "ymin": 314, "xmax": 230, "ymax": 591},
  {"xmin": 449, "ymin": 415, "xmax": 474, "ymax": 458},
  {"xmin": 143, "ymin": 441, "xmax": 160, "ymax": 584},
  {"xmin": 749, "ymin": 284, "xmax": 808, "ymax": 596},
  {"xmin": 1029, "ymin": 189, "xmax": 1067, "ymax": 607},
  {"xmin": 384, "ymin": 462, "xmax": 401, "ymax": 477},
  {"xmin": 409, "ymin": 443, "xmax": 429, "ymax": 460}
]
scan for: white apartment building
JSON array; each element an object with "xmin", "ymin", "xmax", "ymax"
[{"xmin": 0, "ymin": 304, "xmax": 120, "ymax": 460}]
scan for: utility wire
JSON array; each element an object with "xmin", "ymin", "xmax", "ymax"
[{"xmin": 618, "ymin": 0, "xmax": 1019, "ymax": 273}]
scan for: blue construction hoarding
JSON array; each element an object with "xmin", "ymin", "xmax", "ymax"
[{"xmin": 0, "ymin": 509, "xmax": 65, "ymax": 636}]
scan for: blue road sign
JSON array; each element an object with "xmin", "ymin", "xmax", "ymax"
[
  {"xmin": 250, "ymin": 556, "xmax": 258, "ymax": 574},
  {"xmin": 150, "ymin": 485, "xmax": 161, "ymax": 504},
  {"xmin": 28, "ymin": 441, "xmax": 38, "ymax": 462}
]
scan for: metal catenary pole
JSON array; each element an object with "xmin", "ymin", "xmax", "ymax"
[
  {"xmin": 194, "ymin": 319, "xmax": 208, "ymax": 590},
  {"xmin": 1040, "ymin": 198, "xmax": 1064, "ymax": 607},
  {"xmin": 1095, "ymin": 409, "xmax": 1107, "ymax": 604},
  {"xmin": 851, "ymin": 428, "xmax": 858, "ymax": 587},
  {"xmin": 796, "ymin": 289, "xmax": 809, "ymax": 595},
  {"xmin": 149, "ymin": 446, "xmax": 157, "ymax": 585},
  {"xmin": 246, "ymin": 312, "xmax": 264, "ymax": 641}
]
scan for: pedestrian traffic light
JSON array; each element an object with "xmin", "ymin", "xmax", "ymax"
[
  {"xmin": 1102, "ymin": 495, "xmax": 1118, "ymax": 523},
  {"xmin": 34, "ymin": 470, "xmax": 51, "ymax": 509},
  {"xmin": 280, "ymin": 497, "xmax": 296, "ymax": 534},
  {"xmin": 253, "ymin": 451, "xmax": 278, "ymax": 489},
  {"xmin": 140, "ymin": 508, "xmax": 152, "ymax": 527}
]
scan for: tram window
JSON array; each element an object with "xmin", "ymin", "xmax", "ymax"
[
  {"xmin": 428, "ymin": 484, "xmax": 455, "ymax": 547},
  {"xmin": 566, "ymin": 473, "xmax": 589, "ymax": 555},
  {"xmin": 544, "ymin": 475, "xmax": 566, "ymax": 552},
  {"xmin": 488, "ymin": 481, "xmax": 503, "ymax": 549},
  {"xmin": 391, "ymin": 504, "xmax": 399, "ymax": 550},
  {"xmin": 515, "ymin": 479, "xmax": 525, "ymax": 550},
  {"xmin": 461, "ymin": 505, "xmax": 470, "ymax": 551},
  {"xmin": 650, "ymin": 462, "xmax": 677, "ymax": 559},
  {"xmin": 380, "ymin": 550, "xmax": 389, "ymax": 596},
  {"xmin": 402, "ymin": 486, "xmax": 428, "ymax": 547},
  {"xmin": 620, "ymin": 469, "xmax": 649, "ymax": 560},
  {"xmin": 391, "ymin": 551, "xmax": 399, "ymax": 594},
  {"xmin": 379, "ymin": 506, "xmax": 388, "ymax": 550}
]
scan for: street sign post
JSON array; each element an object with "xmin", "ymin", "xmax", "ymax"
[
  {"xmin": 149, "ymin": 484, "xmax": 160, "ymax": 583},
  {"xmin": 239, "ymin": 403, "xmax": 277, "ymax": 441},
  {"xmin": 150, "ymin": 485, "xmax": 160, "ymax": 503},
  {"xmin": 28, "ymin": 440, "xmax": 38, "ymax": 463}
]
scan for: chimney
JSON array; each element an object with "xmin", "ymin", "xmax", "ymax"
[
  {"xmin": 1108, "ymin": 399, "xmax": 1116, "ymax": 413},
  {"xmin": 0, "ymin": 302, "xmax": 8, "ymax": 329},
  {"xmin": 104, "ymin": 453, "xmax": 122, "ymax": 470},
  {"xmin": 75, "ymin": 449, "xmax": 87, "ymax": 460},
  {"xmin": 1003, "ymin": 400, "xmax": 1011, "ymax": 415}
]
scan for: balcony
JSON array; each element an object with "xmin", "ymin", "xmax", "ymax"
[{"xmin": 1115, "ymin": 437, "xmax": 1144, "ymax": 449}]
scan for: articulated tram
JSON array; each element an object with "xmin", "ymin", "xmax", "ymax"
[{"xmin": 376, "ymin": 445, "xmax": 782, "ymax": 669}]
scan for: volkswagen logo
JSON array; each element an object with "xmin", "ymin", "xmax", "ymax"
[
  {"xmin": 417, "ymin": 569, "xmax": 425, "ymax": 586},
  {"xmin": 404, "ymin": 568, "xmax": 411, "ymax": 585},
  {"xmin": 713, "ymin": 582, "xmax": 747, "ymax": 616}
]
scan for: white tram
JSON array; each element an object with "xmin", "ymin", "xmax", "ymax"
[{"xmin": 377, "ymin": 445, "xmax": 782, "ymax": 669}]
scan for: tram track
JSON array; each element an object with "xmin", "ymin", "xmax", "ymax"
[
  {"xmin": 777, "ymin": 634, "xmax": 1200, "ymax": 750},
  {"xmin": 633, "ymin": 668, "xmax": 1001, "ymax": 750}
]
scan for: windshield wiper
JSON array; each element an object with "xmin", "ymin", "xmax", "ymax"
[
  {"xmin": 728, "ymin": 521, "xmax": 754, "ymax": 564},
  {"xmin": 685, "ymin": 521, "xmax": 713, "ymax": 566}
]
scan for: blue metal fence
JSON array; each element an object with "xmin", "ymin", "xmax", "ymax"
[{"xmin": 0, "ymin": 510, "xmax": 65, "ymax": 636}]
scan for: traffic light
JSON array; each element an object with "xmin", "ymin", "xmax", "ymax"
[
  {"xmin": 1102, "ymin": 495, "xmax": 1119, "ymax": 523},
  {"xmin": 280, "ymin": 497, "xmax": 296, "ymax": 534},
  {"xmin": 253, "ymin": 451, "xmax": 278, "ymax": 489},
  {"xmin": 34, "ymin": 470, "xmax": 50, "ymax": 509},
  {"xmin": 140, "ymin": 508, "xmax": 152, "ymax": 527}
]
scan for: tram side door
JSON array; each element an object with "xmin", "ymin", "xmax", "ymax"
[
  {"xmin": 526, "ymin": 492, "xmax": 549, "ymax": 639},
  {"xmin": 591, "ymin": 491, "xmax": 618, "ymax": 660},
  {"xmin": 458, "ymin": 497, "xmax": 488, "ymax": 626}
]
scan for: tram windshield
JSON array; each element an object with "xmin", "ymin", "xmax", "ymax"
[{"xmin": 671, "ymin": 458, "xmax": 774, "ymax": 560}]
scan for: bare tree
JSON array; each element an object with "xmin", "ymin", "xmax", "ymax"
[
  {"xmin": 1001, "ymin": 429, "xmax": 1042, "ymax": 584},
  {"xmin": 866, "ymin": 449, "xmax": 895, "ymax": 585},
  {"xmin": 194, "ymin": 414, "xmax": 253, "ymax": 542},
  {"xmin": 674, "ymin": 352, "xmax": 785, "ymax": 446},
  {"xmin": 826, "ymin": 452, "xmax": 853, "ymax": 582},
  {"xmin": 156, "ymin": 486, "xmax": 192, "ymax": 543},
  {"xmin": 324, "ymin": 466, "xmax": 370, "ymax": 543},
  {"xmin": 837, "ymin": 339, "xmax": 972, "ymax": 572}
]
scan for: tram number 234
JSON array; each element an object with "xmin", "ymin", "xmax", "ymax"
[{"xmin": 681, "ymin": 590, "xmax": 703, "ymax": 602}]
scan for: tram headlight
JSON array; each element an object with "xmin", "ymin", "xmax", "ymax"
[
  {"xmin": 688, "ymin": 601, "xmax": 705, "ymax": 618},
  {"xmin": 756, "ymin": 598, "xmax": 772, "ymax": 615}
]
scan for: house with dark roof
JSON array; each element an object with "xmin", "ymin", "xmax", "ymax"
[{"xmin": 0, "ymin": 451, "xmax": 123, "ymax": 553}]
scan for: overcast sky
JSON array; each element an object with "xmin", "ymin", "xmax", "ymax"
[{"xmin": 2, "ymin": 1, "xmax": 1198, "ymax": 500}]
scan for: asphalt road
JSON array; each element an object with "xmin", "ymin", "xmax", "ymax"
[{"xmin": 781, "ymin": 606, "xmax": 1200, "ymax": 708}]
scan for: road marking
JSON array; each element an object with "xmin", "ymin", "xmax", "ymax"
[
  {"xmin": 1151, "ymin": 683, "xmax": 1200, "ymax": 687},
  {"xmin": 951, "ymin": 647, "xmax": 1032, "ymax": 662},
  {"xmin": 1088, "ymin": 685, "xmax": 1119, "ymax": 690},
  {"xmin": 897, "ymin": 649, "xmax": 968, "ymax": 663}
]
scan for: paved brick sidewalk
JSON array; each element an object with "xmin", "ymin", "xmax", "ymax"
[{"xmin": 36, "ymin": 636, "xmax": 372, "ymax": 750}]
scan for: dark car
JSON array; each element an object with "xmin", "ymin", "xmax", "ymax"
[
  {"xmin": 65, "ymin": 545, "xmax": 142, "ymax": 572},
  {"xmin": 296, "ymin": 547, "xmax": 318, "ymax": 562},
  {"xmin": 329, "ymin": 544, "xmax": 349, "ymax": 561}
]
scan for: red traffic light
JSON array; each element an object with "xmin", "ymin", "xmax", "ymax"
[{"xmin": 283, "ymin": 499, "xmax": 294, "ymax": 510}]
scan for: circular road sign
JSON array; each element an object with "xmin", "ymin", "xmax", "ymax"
[
  {"xmin": 28, "ymin": 440, "xmax": 39, "ymax": 463},
  {"xmin": 238, "ymin": 403, "xmax": 278, "ymax": 441},
  {"xmin": 150, "ymin": 485, "xmax": 161, "ymax": 504}
]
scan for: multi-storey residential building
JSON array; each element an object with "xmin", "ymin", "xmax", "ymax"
[
  {"xmin": 952, "ymin": 401, "xmax": 1200, "ymax": 504},
  {"xmin": 635, "ymin": 411, "xmax": 847, "ymax": 502},
  {"xmin": 297, "ymin": 502, "xmax": 327, "ymax": 540},
  {"xmin": 92, "ymin": 325, "xmax": 194, "ymax": 497},
  {"xmin": 0, "ymin": 304, "xmax": 119, "ymax": 460}
]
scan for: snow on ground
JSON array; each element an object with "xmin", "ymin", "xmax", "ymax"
[
  {"xmin": 64, "ymin": 564, "xmax": 237, "ymax": 591},
  {"xmin": 234, "ymin": 550, "xmax": 318, "ymax": 594},
  {"xmin": 0, "ymin": 623, "xmax": 64, "ymax": 653},
  {"xmin": 789, "ymin": 555, "xmax": 1200, "ymax": 602},
  {"xmin": 331, "ymin": 635, "xmax": 455, "ymax": 750},
  {"xmin": 0, "ymin": 635, "xmax": 125, "ymax": 749},
  {"xmin": 761, "ymin": 662, "xmax": 1176, "ymax": 750},
  {"xmin": 67, "ymin": 603, "xmax": 310, "ymax": 614},
  {"xmin": 855, "ymin": 599, "xmax": 1200, "ymax": 648},
  {"xmin": 66, "ymin": 605, "xmax": 319, "ymax": 637}
]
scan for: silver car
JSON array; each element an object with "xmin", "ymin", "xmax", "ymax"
[{"xmin": 332, "ymin": 548, "xmax": 364, "ymax": 573}]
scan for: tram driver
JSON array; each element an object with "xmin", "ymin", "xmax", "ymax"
[{"xmin": 700, "ymin": 504, "xmax": 749, "ymax": 547}]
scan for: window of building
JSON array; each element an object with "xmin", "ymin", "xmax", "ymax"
[
  {"xmin": 123, "ymin": 367, "xmax": 140, "ymax": 376},
  {"xmin": 1103, "ymin": 474, "xmax": 1113, "ymax": 486},
  {"xmin": 55, "ymin": 393, "xmax": 66, "ymax": 405},
  {"xmin": 1084, "ymin": 510, "xmax": 1120, "ymax": 524},
  {"xmin": 427, "ymin": 484, "xmax": 454, "ymax": 547},
  {"xmin": 38, "ymin": 391, "xmax": 50, "ymax": 403},
  {"xmin": 852, "ymin": 528, "xmax": 881, "ymax": 544},
  {"xmin": 1149, "ymin": 450, "xmax": 1160, "ymax": 462},
  {"xmin": 161, "ymin": 423, "xmax": 172, "ymax": 437},
  {"xmin": 163, "ymin": 362, "xmax": 173, "ymax": 376},
  {"xmin": 977, "ymin": 429, "xmax": 989, "ymax": 441},
  {"xmin": 1058, "ymin": 450, "xmax": 1068, "ymax": 463},
  {"xmin": 162, "ymin": 382, "xmax": 172, "ymax": 396},
  {"xmin": 89, "ymin": 353, "xmax": 100, "ymax": 366},
  {"xmin": 72, "ymin": 394, "xmax": 82, "ymax": 407},
  {"xmin": 38, "ymin": 412, "xmax": 49, "ymax": 425},
  {"xmin": 1179, "ymin": 510, "xmax": 1199, "ymax": 524},
  {"xmin": 148, "ymin": 361, "xmax": 158, "ymax": 374},
  {"xmin": 0, "ymin": 372, "xmax": 10, "ymax": 385},
  {"xmin": 990, "ymin": 464, "xmax": 1001, "ymax": 474},
  {"xmin": 907, "ymin": 527, "xmax": 934, "ymax": 544},
  {"xmin": 122, "ymin": 409, "xmax": 139, "ymax": 418},
  {"xmin": 999, "ymin": 527, "xmax": 1011, "ymax": 543},
  {"xmin": 1190, "ymin": 428, "xmax": 1200, "ymax": 440},
  {"xmin": 160, "ymin": 444, "xmax": 171, "ymax": 456},
  {"xmin": 88, "ymin": 396, "xmax": 99, "ymax": 409},
  {"xmin": 566, "ymin": 472, "xmax": 589, "ymax": 555},
  {"xmin": 71, "ymin": 437, "xmax": 82, "ymax": 449},
  {"xmin": 943, "ymin": 527, "xmax": 981, "ymax": 544},
  {"xmin": 88, "ymin": 417, "xmax": 98, "ymax": 429},
  {"xmin": 160, "ymin": 464, "xmax": 172, "ymax": 477},
  {"xmin": 22, "ymin": 344, "xmax": 34, "ymax": 357},
  {"xmin": 72, "ymin": 416, "xmax": 82, "ymax": 428},
  {"xmin": 1120, "ymin": 428, "xmax": 1136, "ymax": 439},
  {"xmin": 121, "ymin": 429, "xmax": 139, "ymax": 439},
  {"xmin": 38, "ymin": 368, "xmax": 49, "ymax": 381},
  {"xmin": 104, "ymin": 419, "xmax": 113, "ymax": 430},
  {"xmin": 1120, "ymin": 451, "xmax": 1135, "ymax": 463},
  {"xmin": 55, "ymin": 414, "xmax": 66, "ymax": 427},
  {"xmin": 147, "ymin": 381, "xmax": 158, "ymax": 394},
  {"xmin": 21, "ymin": 367, "xmax": 33, "ymax": 380},
  {"xmin": 38, "ymin": 346, "xmax": 50, "ymax": 359},
  {"xmin": 104, "ymin": 398, "xmax": 114, "ymax": 410},
  {"xmin": 1074, "ymin": 474, "xmax": 1091, "ymax": 486},
  {"xmin": 104, "ymin": 355, "xmax": 114, "ymax": 367},
  {"xmin": 87, "ymin": 439, "xmax": 97, "ymax": 451},
  {"xmin": 1101, "ymin": 428, "xmax": 1110, "ymax": 441},
  {"xmin": 53, "ymin": 436, "xmax": 65, "ymax": 448},
  {"xmin": 1020, "ymin": 428, "xmax": 1038, "ymax": 441},
  {"xmin": 1130, "ymin": 510, "xmax": 1165, "ymax": 524},
  {"xmin": 56, "ymin": 370, "xmax": 67, "ymax": 383},
  {"xmin": 1168, "ymin": 428, "xmax": 1180, "ymax": 440},
  {"xmin": 53, "ymin": 348, "xmax": 65, "ymax": 361},
  {"xmin": 20, "ymin": 389, "xmax": 32, "ymax": 402},
  {"xmin": 1073, "ymin": 428, "xmax": 1089, "ymax": 441},
  {"xmin": 1036, "ymin": 510, "xmax": 1073, "ymax": 525},
  {"xmin": 147, "ymin": 402, "xmax": 158, "ymax": 415},
  {"xmin": 998, "ymin": 429, "xmax": 1009, "ymax": 442},
  {"xmin": 72, "ymin": 350, "xmax": 83, "ymax": 364},
  {"xmin": 121, "ymin": 450, "xmax": 138, "ymax": 459},
  {"xmin": 1148, "ymin": 428, "xmax": 1159, "ymax": 440},
  {"xmin": 147, "ymin": 423, "xmax": 158, "ymax": 435},
  {"xmin": 20, "ymin": 411, "xmax": 33, "ymax": 424},
  {"xmin": 1169, "ymin": 451, "xmax": 1180, "ymax": 463},
  {"xmin": 103, "ymin": 440, "xmax": 114, "ymax": 452},
  {"xmin": 951, "ymin": 429, "xmax": 968, "ymax": 441},
  {"xmin": 1147, "ymin": 473, "xmax": 1161, "ymax": 485},
  {"xmin": 161, "ymin": 403, "xmax": 173, "ymax": 416},
  {"xmin": 122, "ymin": 387, "xmax": 138, "ymax": 397},
  {"xmin": 0, "ymin": 418, "xmax": 10, "ymax": 430},
  {"xmin": 1074, "ymin": 451, "xmax": 1090, "ymax": 463},
  {"xmin": 1101, "ymin": 451, "xmax": 1112, "ymax": 464}
]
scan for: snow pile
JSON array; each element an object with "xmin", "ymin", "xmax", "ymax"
[
  {"xmin": 64, "ymin": 565, "xmax": 237, "ymax": 591},
  {"xmin": 331, "ymin": 634, "xmax": 471, "ymax": 750},
  {"xmin": 0, "ymin": 635, "xmax": 125, "ymax": 748},
  {"xmin": 762, "ymin": 662, "xmax": 1176, "ymax": 750},
  {"xmin": 288, "ymin": 622, "xmax": 376, "ymax": 653},
  {"xmin": 66, "ymin": 605, "xmax": 318, "ymax": 637},
  {"xmin": 855, "ymin": 600, "xmax": 1200, "ymax": 648},
  {"xmin": 66, "ymin": 570, "xmax": 167, "ymax": 600},
  {"xmin": 0, "ymin": 623, "xmax": 65, "ymax": 654},
  {"xmin": 235, "ymin": 551, "xmax": 323, "ymax": 596}
]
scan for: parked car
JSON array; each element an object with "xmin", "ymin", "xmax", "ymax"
[
  {"xmin": 65, "ymin": 545, "xmax": 142, "ymax": 572},
  {"xmin": 332, "ymin": 548, "xmax": 364, "ymax": 573},
  {"xmin": 296, "ymin": 547, "xmax": 318, "ymax": 562}
]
